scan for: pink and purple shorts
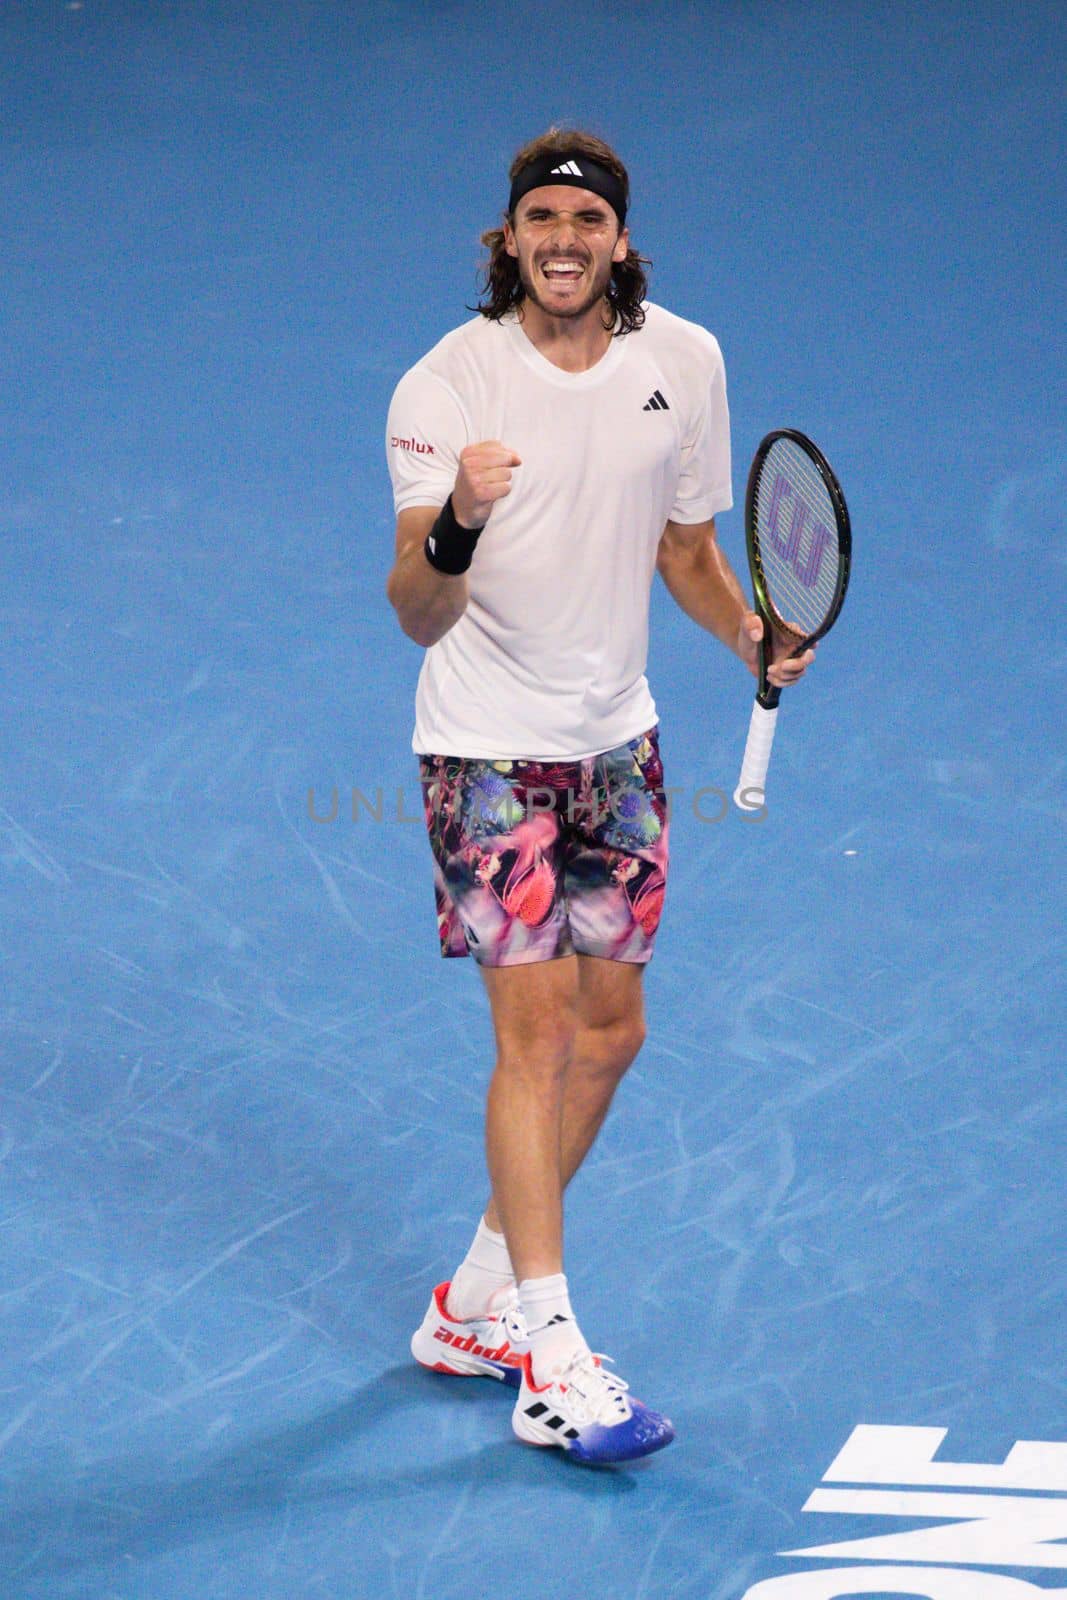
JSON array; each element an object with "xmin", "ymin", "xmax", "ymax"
[{"xmin": 418, "ymin": 728, "xmax": 670, "ymax": 967}]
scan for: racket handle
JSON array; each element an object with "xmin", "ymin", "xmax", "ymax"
[{"xmin": 734, "ymin": 701, "xmax": 778, "ymax": 811}]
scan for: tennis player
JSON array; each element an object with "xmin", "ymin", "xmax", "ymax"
[{"xmin": 385, "ymin": 128, "xmax": 813, "ymax": 1465}]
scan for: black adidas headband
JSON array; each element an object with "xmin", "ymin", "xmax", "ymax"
[{"xmin": 508, "ymin": 153, "xmax": 628, "ymax": 228}]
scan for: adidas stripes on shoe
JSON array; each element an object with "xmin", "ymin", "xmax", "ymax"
[
  {"xmin": 410, "ymin": 1281, "xmax": 527, "ymax": 1387},
  {"xmin": 512, "ymin": 1348, "xmax": 675, "ymax": 1464}
]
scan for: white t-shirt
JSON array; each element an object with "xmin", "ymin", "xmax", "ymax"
[{"xmin": 386, "ymin": 302, "xmax": 732, "ymax": 759}]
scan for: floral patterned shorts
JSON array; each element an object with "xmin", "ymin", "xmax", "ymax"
[{"xmin": 417, "ymin": 728, "xmax": 669, "ymax": 966}]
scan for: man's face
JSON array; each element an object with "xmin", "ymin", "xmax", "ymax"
[{"xmin": 504, "ymin": 184, "xmax": 629, "ymax": 322}]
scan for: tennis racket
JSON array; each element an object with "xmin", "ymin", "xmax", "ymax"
[{"xmin": 733, "ymin": 430, "xmax": 851, "ymax": 811}]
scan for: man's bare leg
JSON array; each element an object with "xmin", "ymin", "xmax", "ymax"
[
  {"xmin": 480, "ymin": 956, "xmax": 580, "ymax": 1284},
  {"xmin": 482, "ymin": 956, "xmax": 646, "ymax": 1243},
  {"xmin": 560, "ymin": 955, "xmax": 647, "ymax": 1184}
]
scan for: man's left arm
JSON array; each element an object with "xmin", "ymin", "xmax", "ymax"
[{"xmin": 656, "ymin": 517, "xmax": 815, "ymax": 689}]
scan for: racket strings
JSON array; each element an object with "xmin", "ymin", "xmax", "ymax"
[
  {"xmin": 760, "ymin": 551, "xmax": 838, "ymax": 632},
  {"xmin": 754, "ymin": 439, "xmax": 842, "ymax": 638}
]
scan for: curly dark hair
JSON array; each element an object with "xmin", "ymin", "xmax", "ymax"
[{"xmin": 476, "ymin": 127, "xmax": 650, "ymax": 336}]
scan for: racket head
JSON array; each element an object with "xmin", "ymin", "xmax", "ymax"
[{"xmin": 745, "ymin": 429, "xmax": 851, "ymax": 698}]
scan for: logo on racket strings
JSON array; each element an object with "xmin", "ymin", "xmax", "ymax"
[{"xmin": 765, "ymin": 472, "xmax": 832, "ymax": 589}]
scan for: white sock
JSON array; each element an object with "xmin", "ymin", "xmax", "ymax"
[
  {"xmin": 445, "ymin": 1218, "xmax": 515, "ymax": 1320},
  {"xmin": 519, "ymin": 1273, "xmax": 589, "ymax": 1381}
]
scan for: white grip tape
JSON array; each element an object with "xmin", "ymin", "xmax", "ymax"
[{"xmin": 733, "ymin": 702, "xmax": 778, "ymax": 811}]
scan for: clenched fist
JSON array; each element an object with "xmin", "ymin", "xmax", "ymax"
[{"xmin": 452, "ymin": 441, "xmax": 522, "ymax": 529}]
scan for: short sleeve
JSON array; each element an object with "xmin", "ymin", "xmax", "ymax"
[
  {"xmin": 669, "ymin": 339, "xmax": 733, "ymax": 524},
  {"xmin": 386, "ymin": 365, "xmax": 470, "ymax": 513}
]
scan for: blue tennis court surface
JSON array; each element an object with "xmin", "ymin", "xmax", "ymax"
[{"xmin": 2, "ymin": 3, "xmax": 1064, "ymax": 1597}]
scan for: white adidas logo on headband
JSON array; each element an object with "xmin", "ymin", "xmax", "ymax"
[{"xmin": 550, "ymin": 160, "xmax": 584, "ymax": 177}]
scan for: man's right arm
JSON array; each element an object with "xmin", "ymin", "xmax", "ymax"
[
  {"xmin": 386, "ymin": 441, "xmax": 522, "ymax": 649},
  {"xmin": 386, "ymin": 506, "xmax": 470, "ymax": 649}
]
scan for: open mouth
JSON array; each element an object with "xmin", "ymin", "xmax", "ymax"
[{"xmin": 540, "ymin": 258, "xmax": 586, "ymax": 286}]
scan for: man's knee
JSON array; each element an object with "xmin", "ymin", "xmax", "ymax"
[
  {"xmin": 486, "ymin": 965, "xmax": 579, "ymax": 1081},
  {"xmin": 493, "ymin": 1014, "xmax": 576, "ymax": 1081},
  {"xmin": 614, "ymin": 1011, "xmax": 647, "ymax": 1072},
  {"xmin": 582, "ymin": 1009, "xmax": 646, "ymax": 1079}
]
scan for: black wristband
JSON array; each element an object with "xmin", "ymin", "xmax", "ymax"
[{"xmin": 423, "ymin": 495, "xmax": 485, "ymax": 576}]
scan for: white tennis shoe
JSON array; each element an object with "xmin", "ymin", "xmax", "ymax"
[
  {"xmin": 512, "ymin": 1348, "xmax": 675, "ymax": 1464},
  {"xmin": 410, "ymin": 1281, "xmax": 527, "ymax": 1387}
]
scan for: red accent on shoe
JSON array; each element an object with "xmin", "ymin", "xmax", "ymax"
[
  {"xmin": 433, "ymin": 1281, "xmax": 460, "ymax": 1322},
  {"xmin": 520, "ymin": 1352, "xmax": 548, "ymax": 1391},
  {"xmin": 423, "ymin": 1282, "xmax": 524, "ymax": 1374},
  {"xmin": 521, "ymin": 1350, "xmax": 568, "ymax": 1394}
]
